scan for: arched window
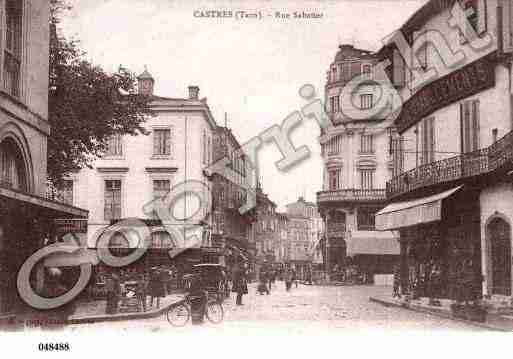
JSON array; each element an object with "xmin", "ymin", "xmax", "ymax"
[{"xmin": 0, "ymin": 138, "xmax": 26, "ymax": 191}]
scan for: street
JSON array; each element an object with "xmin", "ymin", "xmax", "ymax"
[{"xmin": 66, "ymin": 283, "xmax": 481, "ymax": 333}]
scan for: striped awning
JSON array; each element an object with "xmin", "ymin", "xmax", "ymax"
[{"xmin": 375, "ymin": 186, "xmax": 462, "ymax": 231}]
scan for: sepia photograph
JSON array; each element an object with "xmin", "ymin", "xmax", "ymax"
[{"xmin": 0, "ymin": 0, "xmax": 511, "ymax": 356}]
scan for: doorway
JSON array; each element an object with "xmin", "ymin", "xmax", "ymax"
[{"xmin": 489, "ymin": 218, "xmax": 511, "ymax": 296}]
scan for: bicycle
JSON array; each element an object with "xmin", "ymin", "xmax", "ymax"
[{"xmin": 166, "ymin": 290, "xmax": 224, "ymax": 327}]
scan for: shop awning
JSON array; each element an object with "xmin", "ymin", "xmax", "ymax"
[
  {"xmin": 0, "ymin": 186, "xmax": 88, "ymax": 218},
  {"xmin": 346, "ymin": 235, "xmax": 400, "ymax": 256},
  {"xmin": 375, "ymin": 186, "xmax": 462, "ymax": 231}
]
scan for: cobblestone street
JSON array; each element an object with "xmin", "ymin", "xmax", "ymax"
[{"xmin": 67, "ymin": 283, "xmax": 481, "ymax": 333}]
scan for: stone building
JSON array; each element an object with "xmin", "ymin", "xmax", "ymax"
[
  {"xmin": 211, "ymin": 125, "xmax": 256, "ymax": 269},
  {"xmin": 71, "ymin": 70, "xmax": 217, "ymax": 272},
  {"xmin": 317, "ymin": 44, "xmax": 399, "ymax": 279},
  {"xmin": 0, "ymin": 0, "xmax": 88, "ymax": 318},
  {"xmin": 375, "ymin": 0, "xmax": 513, "ymax": 302}
]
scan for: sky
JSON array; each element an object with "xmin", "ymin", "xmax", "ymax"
[{"xmin": 60, "ymin": 0, "xmax": 427, "ymax": 211}]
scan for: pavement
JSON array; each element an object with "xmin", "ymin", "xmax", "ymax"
[
  {"xmin": 61, "ymin": 282, "xmax": 487, "ymax": 332},
  {"xmin": 67, "ymin": 293, "xmax": 184, "ymax": 324},
  {"xmin": 369, "ymin": 293, "xmax": 513, "ymax": 332}
]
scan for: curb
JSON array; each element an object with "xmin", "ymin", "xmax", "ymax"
[
  {"xmin": 369, "ymin": 296, "xmax": 510, "ymax": 332},
  {"xmin": 67, "ymin": 297, "xmax": 185, "ymax": 325}
]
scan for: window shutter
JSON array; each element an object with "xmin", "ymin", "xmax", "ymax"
[
  {"xmin": 153, "ymin": 131, "xmax": 159, "ymax": 155},
  {"xmin": 472, "ymin": 100, "xmax": 480, "ymax": 150},
  {"xmin": 393, "ymin": 49, "xmax": 405, "ymax": 87},
  {"xmin": 477, "ymin": 0, "xmax": 487, "ymax": 35},
  {"xmin": 429, "ymin": 117, "xmax": 435, "ymax": 162},
  {"xmin": 500, "ymin": 0, "xmax": 513, "ymax": 53}
]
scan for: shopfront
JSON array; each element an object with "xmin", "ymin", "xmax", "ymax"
[{"xmin": 377, "ymin": 185, "xmax": 482, "ymax": 301}]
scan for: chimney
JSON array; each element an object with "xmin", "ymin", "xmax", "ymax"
[
  {"xmin": 188, "ymin": 85, "xmax": 199, "ymax": 100},
  {"xmin": 137, "ymin": 67, "xmax": 154, "ymax": 96}
]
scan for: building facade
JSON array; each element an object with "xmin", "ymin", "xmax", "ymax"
[
  {"xmin": 71, "ymin": 70, "xmax": 217, "ymax": 272},
  {"xmin": 0, "ymin": 0, "xmax": 88, "ymax": 317},
  {"xmin": 211, "ymin": 125, "xmax": 256, "ymax": 270},
  {"xmin": 375, "ymin": 0, "xmax": 513, "ymax": 303},
  {"xmin": 285, "ymin": 197, "xmax": 324, "ymax": 278},
  {"xmin": 317, "ymin": 45, "xmax": 399, "ymax": 279}
]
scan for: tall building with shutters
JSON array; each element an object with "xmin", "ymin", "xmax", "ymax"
[
  {"xmin": 71, "ymin": 70, "xmax": 219, "ymax": 272},
  {"xmin": 375, "ymin": 0, "xmax": 513, "ymax": 303},
  {"xmin": 316, "ymin": 44, "xmax": 400, "ymax": 281},
  {"xmin": 0, "ymin": 0, "xmax": 89, "ymax": 320}
]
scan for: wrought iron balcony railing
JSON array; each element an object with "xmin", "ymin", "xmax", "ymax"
[
  {"xmin": 387, "ymin": 129, "xmax": 513, "ymax": 198},
  {"xmin": 317, "ymin": 188, "xmax": 387, "ymax": 204}
]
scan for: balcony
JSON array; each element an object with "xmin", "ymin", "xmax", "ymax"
[
  {"xmin": 317, "ymin": 188, "xmax": 387, "ymax": 205},
  {"xmin": 387, "ymin": 129, "xmax": 513, "ymax": 199}
]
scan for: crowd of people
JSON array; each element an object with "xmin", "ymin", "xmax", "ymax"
[{"xmin": 104, "ymin": 266, "xmax": 176, "ymax": 314}]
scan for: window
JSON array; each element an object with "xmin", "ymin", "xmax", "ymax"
[
  {"xmin": 202, "ymin": 131, "xmax": 207, "ymax": 164},
  {"xmin": 360, "ymin": 94, "xmax": 373, "ymax": 109},
  {"xmin": 106, "ymin": 134, "xmax": 123, "ymax": 157},
  {"xmin": 328, "ymin": 169, "xmax": 340, "ymax": 190},
  {"xmin": 392, "ymin": 49, "xmax": 406, "ymax": 87},
  {"xmin": 421, "ymin": 117, "xmax": 436, "ymax": 165},
  {"xmin": 330, "ymin": 96, "xmax": 339, "ymax": 113},
  {"xmin": 61, "ymin": 180, "xmax": 73, "ymax": 205},
  {"xmin": 153, "ymin": 129, "xmax": 171, "ymax": 156},
  {"xmin": 0, "ymin": 139, "xmax": 26, "ymax": 191},
  {"xmin": 153, "ymin": 179, "xmax": 170, "ymax": 199},
  {"xmin": 360, "ymin": 134, "xmax": 374, "ymax": 153},
  {"xmin": 104, "ymin": 180, "xmax": 121, "ymax": 221},
  {"xmin": 362, "ymin": 64, "xmax": 372, "ymax": 79},
  {"xmin": 342, "ymin": 62, "xmax": 352, "ymax": 81},
  {"xmin": 357, "ymin": 207, "xmax": 378, "ymax": 231},
  {"xmin": 331, "ymin": 67, "xmax": 337, "ymax": 82},
  {"xmin": 460, "ymin": 100, "xmax": 480, "ymax": 153},
  {"xmin": 459, "ymin": 0, "xmax": 487, "ymax": 43},
  {"xmin": 360, "ymin": 169, "xmax": 374, "ymax": 190},
  {"xmin": 4, "ymin": 0, "xmax": 22, "ymax": 98},
  {"xmin": 207, "ymin": 137, "xmax": 212, "ymax": 164}
]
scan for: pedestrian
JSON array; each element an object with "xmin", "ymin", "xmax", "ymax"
[
  {"xmin": 40, "ymin": 267, "xmax": 76, "ymax": 329},
  {"xmin": 392, "ymin": 264, "xmax": 401, "ymax": 298},
  {"xmin": 136, "ymin": 273, "xmax": 148, "ymax": 312},
  {"xmin": 284, "ymin": 268, "xmax": 293, "ymax": 291},
  {"xmin": 292, "ymin": 269, "xmax": 298, "ymax": 288},
  {"xmin": 257, "ymin": 270, "xmax": 270, "ymax": 295},
  {"xmin": 149, "ymin": 268, "xmax": 166, "ymax": 309},
  {"xmin": 105, "ymin": 272, "xmax": 121, "ymax": 314},
  {"xmin": 232, "ymin": 262, "xmax": 248, "ymax": 305}
]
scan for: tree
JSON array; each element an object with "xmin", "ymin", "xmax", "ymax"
[{"xmin": 48, "ymin": 0, "xmax": 152, "ymax": 185}]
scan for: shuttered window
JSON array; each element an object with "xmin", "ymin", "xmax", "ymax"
[
  {"xmin": 421, "ymin": 117, "xmax": 435, "ymax": 165},
  {"xmin": 360, "ymin": 169, "xmax": 374, "ymax": 190},
  {"xmin": 361, "ymin": 134, "xmax": 374, "ymax": 154},
  {"xmin": 328, "ymin": 169, "xmax": 340, "ymax": 190},
  {"xmin": 460, "ymin": 100, "xmax": 480, "ymax": 153},
  {"xmin": 360, "ymin": 94, "xmax": 373, "ymax": 109},
  {"xmin": 104, "ymin": 180, "xmax": 122, "ymax": 221},
  {"xmin": 106, "ymin": 134, "xmax": 123, "ymax": 157},
  {"xmin": 4, "ymin": 0, "xmax": 22, "ymax": 98},
  {"xmin": 153, "ymin": 129, "xmax": 171, "ymax": 156},
  {"xmin": 393, "ymin": 48, "xmax": 406, "ymax": 87}
]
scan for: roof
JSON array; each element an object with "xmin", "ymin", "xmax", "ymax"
[
  {"xmin": 334, "ymin": 44, "xmax": 374, "ymax": 62},
  {"xmin": 137, "ymin": 69, "xmax": 154, "ymax": 80}
]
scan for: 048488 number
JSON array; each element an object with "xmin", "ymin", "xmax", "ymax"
[{"xmin": 38, "ymin": 343, "xmax": 70, "ymax": 351}]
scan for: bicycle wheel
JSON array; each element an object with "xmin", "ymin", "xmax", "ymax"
[
  {"xmin": 166, "ymin": 303, "xmax": 190, "ymax": 327},
  {"xmin": 205, "ymin": 300, "xmax": 224, "ymax": 324}
]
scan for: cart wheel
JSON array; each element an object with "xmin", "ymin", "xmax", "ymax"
[
  {"xmin": 205, "ymin": 300, "xmax": 224, "ymax": 324},
  {"xmin": 166, "ymin": 303, "xmax": 190, "ymax": 327}
]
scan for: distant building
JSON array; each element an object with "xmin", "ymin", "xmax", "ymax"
[
  {"xmin": 254, "ymin": 186, "xmax": 279, "ymax": 275},
  {"xmin": 285, "ymin": 197, "xmax": 324, "ymax": 277},
  {"xmin": 316, "ymin": 44, "xmax": 399, "ymax": 278},
  {"xmin": 211, "ymin": 125, "xmax": 256, "ymax": 269}
]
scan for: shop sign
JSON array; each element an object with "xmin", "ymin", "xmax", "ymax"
[{"xmin": 397, "ymin": 52, "xmax": 496, "ymax": 133}]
